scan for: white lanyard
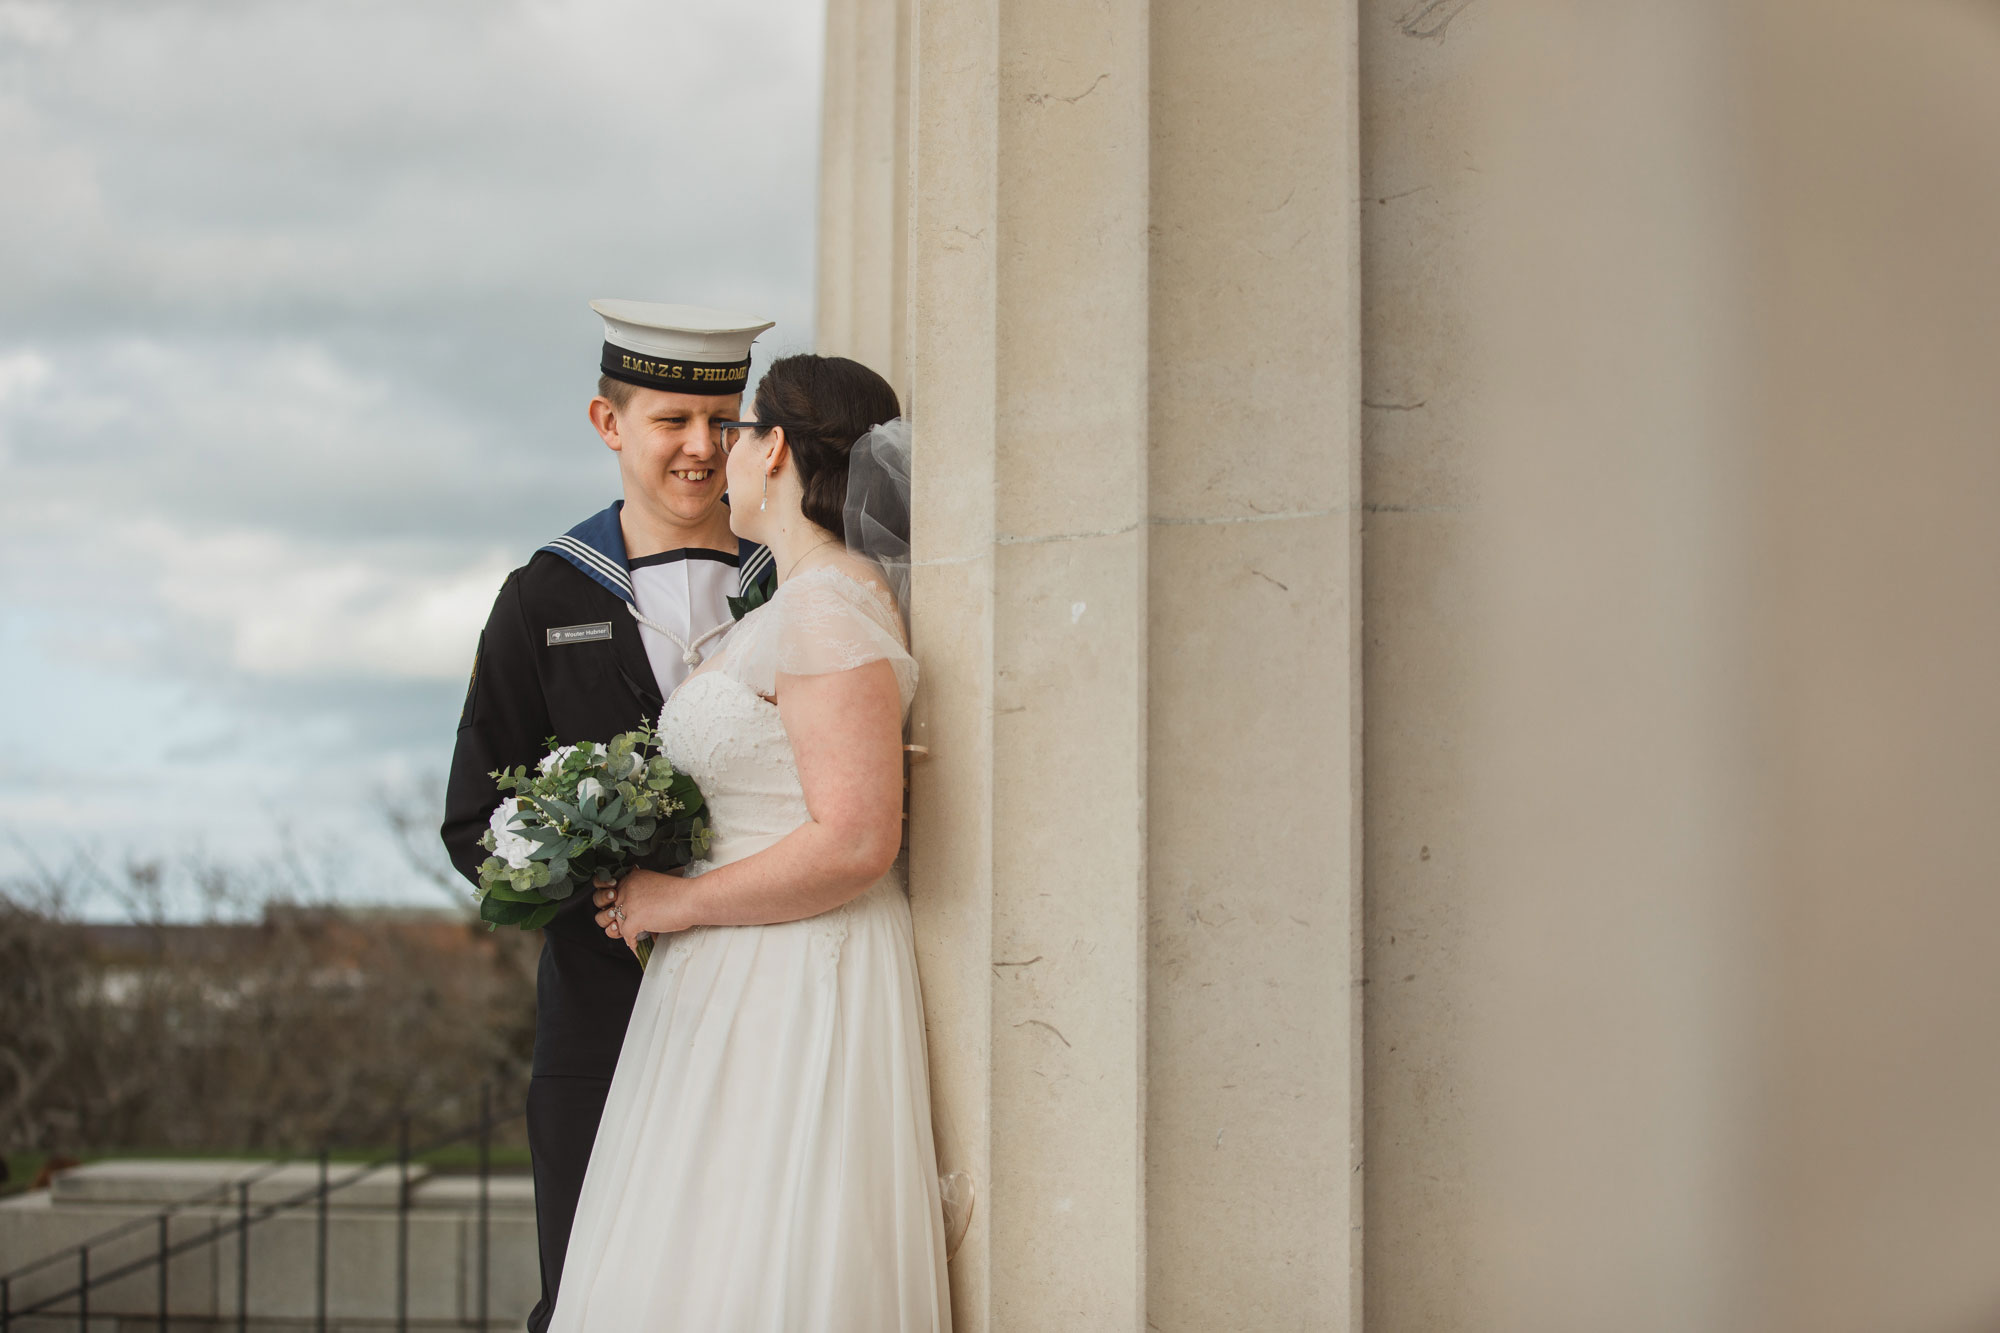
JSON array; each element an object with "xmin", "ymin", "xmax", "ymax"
[{"xmin": 626, "ymin": 602, "xmax": 731, "ymax": 668}]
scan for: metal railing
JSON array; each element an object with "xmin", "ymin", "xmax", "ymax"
[{"xmin": 0, "ymin": 1083, "xmax": 521, "ymax": 1332}]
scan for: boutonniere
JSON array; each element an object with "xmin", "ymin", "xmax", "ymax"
[{"xmin": 726, "ymin": 580, "xmax": 771, "ymax": 621}]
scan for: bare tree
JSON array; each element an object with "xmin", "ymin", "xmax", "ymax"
[{"xmin": 0, "ymin": 826, "xmax": 538, "ymax": 1165}]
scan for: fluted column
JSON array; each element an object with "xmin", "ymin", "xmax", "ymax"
[
  {"xmin": 835, "ymin": 0, "xmax": 1364, "ymax": 1326},
  {"xmin": 815, "ymin": 0, "xmax": 909, "ymax": 395},
  {"xmin": 903, "ymin": 0, "xmax": 1000, "ymax": 1327},
  {"xmin": 1146, "ymin": 1, "xmax": 1363, "ymax": 1326}
]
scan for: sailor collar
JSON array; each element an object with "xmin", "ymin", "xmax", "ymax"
[{"xmin": 539, "ymin": 501, "xmax": 773, "ymax": 604}]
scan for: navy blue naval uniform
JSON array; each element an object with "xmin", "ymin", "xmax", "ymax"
[{"xmin": 441, "ymin": 502, "xmax": 774, "ymax": 1333}]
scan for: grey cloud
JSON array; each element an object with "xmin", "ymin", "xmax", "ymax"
[
  {"xmin": 0, "ymin": 0, "xmax": 824, "ymax": 545},
  {"xmin": 0, "ymin": 0, "xmax": 826, "ymax": 898}
]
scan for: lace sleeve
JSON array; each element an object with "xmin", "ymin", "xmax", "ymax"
[{"xmin": 723, "ymin": 565, "xmax": 918, "ymax": 712}]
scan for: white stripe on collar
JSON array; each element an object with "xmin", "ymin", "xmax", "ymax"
[
  {"xmin": 546, "ymin": 535, "xmax": 634, "ymax": 597},
  {"xmin": 738, "ymin": 545, "xmax": 775, "ymax": 594}
]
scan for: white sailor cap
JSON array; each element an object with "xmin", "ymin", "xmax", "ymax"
[{"xmin": 591, "ymin": 299, "xmax": 776, "ymax": 397}]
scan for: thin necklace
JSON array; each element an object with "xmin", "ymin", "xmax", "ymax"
[{"xmin": 781, "ymin": 537, "xmax": 839, "ymax": 582}]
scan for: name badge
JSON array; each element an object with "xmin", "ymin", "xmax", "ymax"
[{"xmin": 547, "ymin": 622, "xmax": 613, "ymax": 646}]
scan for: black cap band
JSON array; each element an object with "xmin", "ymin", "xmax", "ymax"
[{"xmin": 600, "ymin": 343, "xmax": 752, "ymax": 396}]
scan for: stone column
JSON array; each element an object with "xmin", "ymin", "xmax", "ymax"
[
  {"xmin": 814, "ymin": 0, "xmax": 858, "ymax": 354},
  {"xmin": 1355, "ymin": 0, "xmax": 1486, "ymax": 1328},
  {"xmin": 902, "ymin": 0, "xmax": 999, "ymax": 1326},
  {"xmin": 815, "ymin": 0, "xmax": 910, "ymax": 393},
  {"xmin": 896, "ymin": 0, "xmax": 1365, "ymax": 1327},
  {"xmin": 986, "ymin": 1, "xmax": 1154, "ymax": 1325},
  {"xmin": 1146, "ymin": 1, "xmax": 1363, "ymax": 1328},
  {"xmin": 836, "ymin": 0, "xmax": 2000, "ymax": 1326},
  {"xmin": 1464, "ymin": 2, "xmax": 2000, "ymax": 1329}
]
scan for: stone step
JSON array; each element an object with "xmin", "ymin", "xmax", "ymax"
[
  {"xmin": 409, "ymin": 1174, "xmax": 534, "ymax": 1213},
  {"xmin": 2, "ymin": 1160, "xmax": 538, "ymax": 1326},
  {"xmin": 51, "ymin": 1160, "xmax": 433, "ymax": 1211}
]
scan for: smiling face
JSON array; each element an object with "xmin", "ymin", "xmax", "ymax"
[{"xmin": 591, "ymin": 384, "xmax": 740, "ymax": 531}]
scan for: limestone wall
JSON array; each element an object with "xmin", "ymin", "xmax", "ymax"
[
  {"xmin": 1464, "ymin": 4, "xmax": 2000, "ymax": 1329},
  {"xmin": 1146, "ymin": 2, "xmax": 1361, "ymax": 1325},
  {"xmin": 1356, "ymin": 1, "xmax": 1484, "ymax": 1327},
  {"xmin": 820, "ymin": 1, "xmax": 1363, "ymax": 1328},
  {"xmin": 818, "ymin": 0, "xmax": 2000, "ymax": 1328}
]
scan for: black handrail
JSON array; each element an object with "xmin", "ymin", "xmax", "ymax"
[
  {"xmin": 397, "ymin": 1114, "xmax": 411, "ymax": 1333},
  {"xmin": 0, "ymin": 1084, "xmax": 524, "ymax": 1330},
  {"xmin": 478, "ymin": 1083, "xmax": 492, "ymax": 1332},
  {"xmin": 154, "ymin": 1213, "xmax": 167, "ymax": 1333},
  {"xmin": 316, "ymin": 1148, "xmax": 330, "ymax": 1333},
  {"xmin": 234, "ymin": 1180, "xmax": 249, "ymax": 1333}
]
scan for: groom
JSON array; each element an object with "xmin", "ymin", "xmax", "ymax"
[{"xmin": 440, "ymin": 300, "xmax": 778, "ymax": 1333}]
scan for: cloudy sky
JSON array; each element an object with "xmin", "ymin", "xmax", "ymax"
[{"xmin": 0, "ymin": 0, "xmax": 825, "ymax": 915}]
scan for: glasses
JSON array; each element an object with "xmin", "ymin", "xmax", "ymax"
[{"xmin": 715, "ymin": 420, "xmax": 773, "ymax": 455}]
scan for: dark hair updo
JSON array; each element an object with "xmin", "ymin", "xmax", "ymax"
[{"xmin": 753, "ymin": 354, "xmax": 901, "ymax": 544}]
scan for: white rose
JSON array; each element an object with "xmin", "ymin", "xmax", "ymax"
[
  {"xmin": 538, "ymin": 744, "xmax": 578, "ymax": 776},
  {"xmin": 578, "ymin": 776, "xmax": 608, "ymax": 804},
  {"xmin": 487, "ymin": 798, "xmax": 537, "ymax": 870}
]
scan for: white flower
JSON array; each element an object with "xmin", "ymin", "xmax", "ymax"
[
  {"xmin": 542, "ymin": 741, "xmax": 609, "ymax": 774},
  {"xmin": 487, "ymin": 798, "xmax": 537, "ymax": 870},
  {"xmin": 577, "ymin": 776, "xmax": 608, "ymax": 804}
]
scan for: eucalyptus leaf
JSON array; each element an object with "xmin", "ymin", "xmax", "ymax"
[
  {"xmin": 482, "ymin": 881, "xmax": 544, "ymax": 904},
  {"xmin": 481, "ymin": 896, "xmax": 535, "ymax": 927}
]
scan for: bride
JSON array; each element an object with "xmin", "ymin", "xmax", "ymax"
[{"xmin": 548, "ymin": 354, "xmax": 950, "ymax": 1331}]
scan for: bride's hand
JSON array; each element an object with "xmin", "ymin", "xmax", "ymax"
[
  {"xmin": 588, "ymin": 871, "xmax": 642, "ymax": 959},
  {"xmin": 593, "ymin": 868, "xmax": 688, "ymax": 946}
]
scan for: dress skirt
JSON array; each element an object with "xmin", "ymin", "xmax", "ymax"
[{"xmin": 547, "ymin": 867, "xmax": 951, "ymax": 1333}]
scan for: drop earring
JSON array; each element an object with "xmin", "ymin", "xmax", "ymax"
[{"xmin": 760, "ymin": 470, "xmax": 769, "ymax": 512}]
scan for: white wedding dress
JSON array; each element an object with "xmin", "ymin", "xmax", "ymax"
[{"xmin": 549, "ymin": 566, "xmax": 951, "ymax": 1332}]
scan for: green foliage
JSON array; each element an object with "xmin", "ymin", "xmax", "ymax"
[
  {"xmin": 474, "ymin": 720, "xmax": 708, "ymax": 962},
  {"xmin": 726, "ymin": 579, "xmax": 771, "ymax": 621}
]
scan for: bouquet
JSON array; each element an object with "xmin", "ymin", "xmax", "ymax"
[{"xmin": 477, "ymin": 721, "xmax": 708, "ymax": 967}]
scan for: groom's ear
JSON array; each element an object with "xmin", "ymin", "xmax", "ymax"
[{"xmin": 589, "ymin": 395, "xmax": 625, "ymax": 452}]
